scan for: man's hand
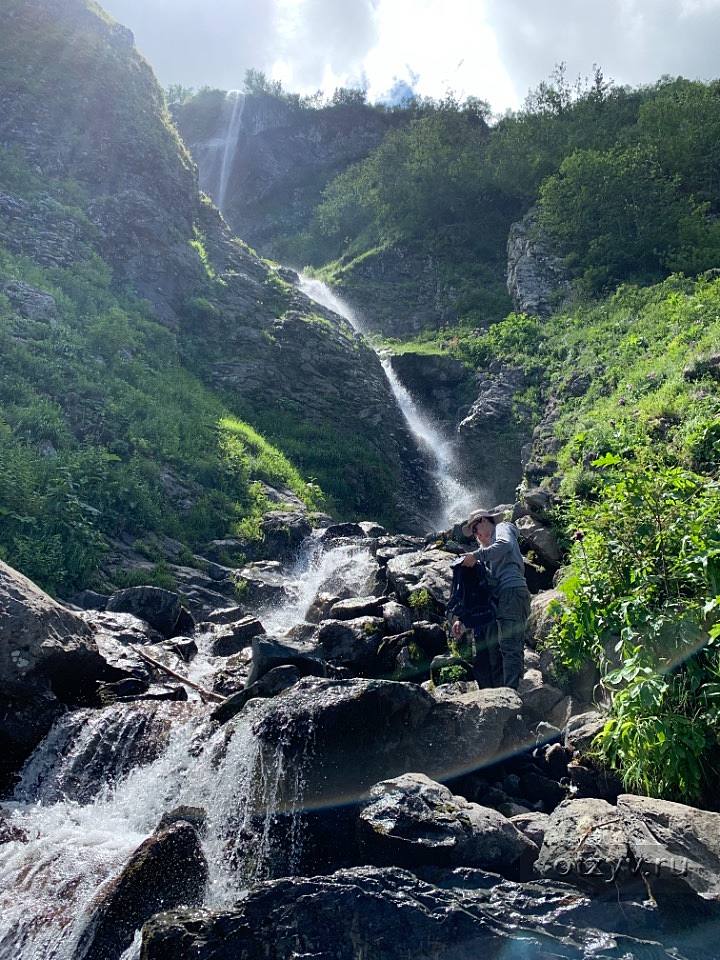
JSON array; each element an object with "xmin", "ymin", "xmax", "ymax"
[
  {"xmin": 461, "ymin": 553, "xmax": 477, "ymax": 567},
  {"xmin": 451, "ymin": 620, "xmax": 464, "ymax": 638}
]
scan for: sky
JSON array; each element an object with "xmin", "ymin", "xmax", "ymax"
[{"xmin": 101, "ymin": 0, "xmax": 720, "ymax": 113}]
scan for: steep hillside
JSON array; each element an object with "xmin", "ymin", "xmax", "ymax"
[{"xmin": 0, "ymin": 0, "xmax": 435, "ymax": 593}]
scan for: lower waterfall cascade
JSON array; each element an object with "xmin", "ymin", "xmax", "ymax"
[{"xmin": 0, "ymin": 538, "xmax": 376, "ymax": 960}]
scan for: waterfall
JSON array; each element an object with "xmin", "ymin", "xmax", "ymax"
[
  {"xmin": 299, "ymin": 275, "xmax": 478, "ymax": 530},
  {"xmin": 0, "ymin": 538, "xmax": 375, "ymax": 959},
  {"xmin": 196, "ymin": 90, "xmax": 245, "ymax": 215},
  {"xmin": 216, "ymin": 91, "xmax": 245, "ymax": 214}
]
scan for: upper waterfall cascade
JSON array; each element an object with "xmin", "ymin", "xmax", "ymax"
[
  {"xmin": 298, "ymin": 276, "xmax": 478, "ymax": 530},
  {"xmin": 196, "ymin": 90, "xmax": 246, "ymax": 214}
]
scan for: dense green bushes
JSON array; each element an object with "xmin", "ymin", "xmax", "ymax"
[{"xmin": 553, "ymin": 458, "xmax": 720, "ymax": 805}]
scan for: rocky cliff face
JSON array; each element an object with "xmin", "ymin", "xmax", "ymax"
[
  {"xmin": 506, "ymin": 209, "xmax": 571, "ymax": 318},
  {"xmin": 327, "ymin": 245, "xmax": 462, "ymax": 337},
  {"xmin": 0, "ymin": 0, "xmax": 434, "ymax": 531},
  {"xmin": 173, "ymin": 91, "xmax": 406, "ymax": 261}
]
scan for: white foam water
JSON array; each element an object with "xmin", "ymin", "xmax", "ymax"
[
  {"xmin": 0, "ymin": 538, "xmax": 376, "ymax": 959},
  {"xmin": 299, "ymin": 275, "xmax": 478, "ymax": 530}
]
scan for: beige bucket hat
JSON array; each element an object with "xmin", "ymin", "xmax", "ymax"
[{"xmin": 461, "ymin": 508, "xmax": 504, "ymax": 538}]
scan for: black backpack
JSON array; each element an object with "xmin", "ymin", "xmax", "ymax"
[{"xmin": 446, "ymin": 558, "xmax": 496, "ymax": 629}]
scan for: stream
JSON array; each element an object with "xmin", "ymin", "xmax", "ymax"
[{"xmin": 0, "ymin": 538, "xmax": 376, "ymax": 960}]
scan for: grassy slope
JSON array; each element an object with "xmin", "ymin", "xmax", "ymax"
[{"xmin": 0, "ymin": 151, "xmax": 318, "ymax": 594}]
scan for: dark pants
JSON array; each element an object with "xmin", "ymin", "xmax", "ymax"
[
  {"xmin": 496, "ymin": 585, "xmax": 531, "ymax": 689},
  {"xmin": 471, "ymin": 621, "xmax": 503, "ymax": 689}
]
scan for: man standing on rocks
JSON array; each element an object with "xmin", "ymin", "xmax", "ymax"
[{"xmin": 459, "ymin": 510, "xmax": 531, "ymax": 689}]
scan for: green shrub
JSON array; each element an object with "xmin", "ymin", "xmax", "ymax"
[{"xmin": 551, "ymin": 456, "xmax": 720, "ymax": 804}]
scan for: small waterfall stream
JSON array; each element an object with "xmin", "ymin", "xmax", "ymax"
[
  {"xmin": 299, "ymin": 276, "xmax": 477, "ymax": 529},
  {"xmin": 0, "ymin": 538, "xmax": 375, "ymax": 960},
  {"xmin": 195, "ymin": 90, "xmax": 245, "ymax": 214}
]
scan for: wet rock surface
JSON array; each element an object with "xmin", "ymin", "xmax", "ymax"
[
  {"xmin": 142, "ymin": 864, "xmax": 703, "ymax": 960},
  {"xmin": 358, "ymin": 773, "xmax": 538, "ymax": 875},
  {"xmin": 74, "ymin": 819, "xmax": 207, "ymax": 960}
]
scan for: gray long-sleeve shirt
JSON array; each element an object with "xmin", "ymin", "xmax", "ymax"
[{"xmin": 472, "ymin": 521, "xmax": 527, "ymax": 591}]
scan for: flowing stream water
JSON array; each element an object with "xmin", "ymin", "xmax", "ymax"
[
  {"xmin": 298, "ymin": 276, "xmax": 477, "ymax": 530},
  {"xmin": 0, "ymin": 538, "xmax": 376, "ymax": 960}
]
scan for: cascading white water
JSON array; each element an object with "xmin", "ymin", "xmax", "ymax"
[
  {"xmin": 195, "ymin": 90, "xmax": 246, "ymax": 214},
  {"xmin": 216, "ymin": 91, "xmax": 245, "ymax": 214},
  {"xmin": 299, "ymin": 275, "xmax": 478, "ymax": 530},
  {"xmin": 0, "ymin": 538, "xmax": 375, "ymax": 960}
]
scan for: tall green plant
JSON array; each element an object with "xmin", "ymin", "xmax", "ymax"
[{"xmin": 552, "ymin": 455, "xmax": 720, "ymax": 804}]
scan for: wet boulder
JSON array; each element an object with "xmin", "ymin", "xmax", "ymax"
[
  {"xmin": 618, "ymin": 794, "xmax": 720, "ymax": 903},
  {"xmin": 315, "ymin": 616, "xmax": 385, "ymax": 671},
  {"xmin": 245, "ymin": 635, "xmax": 325, "ymax": 686},
  {"xmin": 385, "ymin": 548, "xmax": 454, "ymax": 607},
  {"xmin": 320, "ymin": 522, "xmax": 366, "ymax": 541},
  {"xmin": 305, "ymin": 592, "xmax": 340, "ymax": 624},
  {"xmin": 381, "ymin": 600, "xmax": 413, "ymax": 634},
  {"xmin": 511, "ymin": 811, "xmax": 551, "ymax": 848},
  {"xmin": 201, "ymin": 604, "xmax": 246, "ymax": 625},
  {"xmin": 211, "ymin": 665, "xmax": 301, "ymax": 725},
  {"xmin": 209, "ymin": 616, "xmax": 265, "ymax": 657},
  {"xmin": 105, "ymin": 586, "xmax": 193, "ymax": 639},
  {"xmin": 248, "ymin": 678, "xmax": 527, "ymax": 813},
  {"xmin": 142, "ymin": 864, "xmax": 685, "ymax": 960},
  {"xmin": 258, "ymin": 511, "xmax": 311, "ymax": 560},
  {"xmin": 74, "ymin": 819, "xmax": 207, "ymax": 960},
  {"xmin": 535, "ymin": 797, "xmax": 631, "ymax": 887},
  {"xmin": 358, "ymin": 772, "xmax": 538, "ymax": 876},
  {"xmin": 0, "ymin": 560, "xmax": 117, "ymax": 789},
  {"xmin": 87, "ymin": 610, "xmax": 165, "ymax": 681},
  {"xmin": 328, "ymin": 595, "xmax": 389, "ymax": 620},
  {"xmin": 235, "ymin": 561, "xmax": 290, "ymax": 606}
]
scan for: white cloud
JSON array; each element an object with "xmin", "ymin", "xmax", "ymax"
[{"xmin": 100, "ymin": 0, "xmax": 720, "ymax": 109}]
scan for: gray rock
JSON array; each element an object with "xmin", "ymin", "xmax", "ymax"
[
  {"xmin": 359, "ymin": 521, "xmax": 387, "ymax": 537},
  {"xmin": 202, "ymin": 604, "xmax": 246, "ymax": 625},
  {"xmin": 247, "ymin": 679, "xmax": 526, "ymax": 816},
  {"xmin": 245, "ymin": 635, "xmax": 324, "ymax": 687},
  {"xmin": 236, "ymin": 561, "xmax": 290, "ymax": 606},
  {"xmin": 358, "ymin": 772, "xmax": 538, "ymax": 874},
  {"xmin": 526, "ymin": 588, "xmax": 564, "ymax": 647},
  {"xmin": 320, "ymin": 522, "xmax": 366, "ymax": 541},
  {"xmin": 328, "ymin": 595, "xmax": 389, "ymax": 620},
  {"xmin": 618, "ymin": 794, "xmax": 720, "ymax": 902},
  {"xmin": 259, "ymin": 511, "xmax": 311, "ymax": 559},
  {"xmin": 381, "ymin": 600, "xmax": 414, "ymax": 634},
  {"xmin": 565, "ymin": 711, "xmax": 606, "ymax": 753},
  {"xmin": 142, "ymin": 864, "xmax": 687, "ymax": 960},
  {"xmin": 511, "ymin": 811, "xmax": 551, "ymax": 848},
  {"xmin": 536, "ymin": 797, "xmax": 630, "ymax": 886},
  {"xmin": 385, "ymin": 548, "xmax": 455, "ymax": 606},
  {"xmin": 211, "ymin": 665, "xmax": 301, "ymax": 725},
  {"xmin": 506, "ymin": 208, "xmax": 571, "ymax": 318},
  {"xmin": 305, "ymin": 592, "xmax": 340, "ymax": 624},
  {"xmin": 1, "ymin": 279, "xmax": 57, "ymax": 323},
  {"xmin": 106, "ymin": 586, "xmax": 191, "ymax": 639},
  {"xmin": 209, "ymin": 616, "xmax": 265, "ymax": 657},
  {"xmin": 316, "ymin": 616, "xmax": 385, "ymax": 670},
  {"xmin": 518, "ymin": 669, "xmax": 565, "ymax": 724},
  {"xmin": 73, "ymin": 819, "xmax": 207, "ymax": 960},
  {"xmin": 0, "ymin": 560, "xmax": 112, "ymax": 788},
  {"xmin": 515, "ymin": 515, "xmax": 563, "ymax": 567}
]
